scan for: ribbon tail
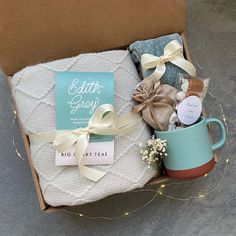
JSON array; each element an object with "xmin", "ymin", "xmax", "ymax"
[
  {"xmin": 111, "ymin": 112, "xmax": 142, "ymax": 134},
  {"xmin": 141, "ymin": 54, "xmax": 165, "ymax": 81},
  {"xmin": 29, "ymin": 130, "xmax": 78, "ymax": 154},
  {"xmin": 170, "ymin": 56, "xmax": 196, "ymax": 77},
  {"xmin": 144, "ymin": 63, "xmax": 166, "ymax": 81},
  {"xmin": 79, "ymin": 164, "xmax": 106, "ymax": 182},
  {"xmin": 141, "ymin": 54, "xmax": 161, "ymax": 70},
  {"xmin": 89, "ymin": 104, "xmax": 115, "ymax": 126},
  {"xmin": 75, "ymin": 134, "xmax": 106, "ymax": 182},
  {"xmin": 90, "ymin": 112, "xmax": 141, "ymax": 136},
  {"xmin": 29, "ymin": 130, "xmax": 58, "ymax": 144}
]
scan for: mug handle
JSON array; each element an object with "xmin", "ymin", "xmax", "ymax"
[{"xmin": 206, "ymin": 118, "xmax": 226, "ymax": 151}]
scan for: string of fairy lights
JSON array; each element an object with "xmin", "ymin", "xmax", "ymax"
[{"xmin": 10, "ymin": 90, "xmax": 231, "ymax": 220}]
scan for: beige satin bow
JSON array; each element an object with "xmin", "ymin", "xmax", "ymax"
[
  {"xmin": 133, "ymin": 94, "xmax": 174, "ymax": 131},
  {"xmin": 141, "ymin": 40, "xmax": 196, "ymax": 81},
  {"xmin": 132, "ymin": 81, "xmax": 178, "ymax": 130},
  {"xmin": 29, "ymin": 104, "xmax": 141, "ymax": 182}
]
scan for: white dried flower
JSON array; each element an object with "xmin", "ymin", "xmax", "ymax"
[{"xmin": 140, "ymin": 136, "xmax": 167, "ymax": 169}]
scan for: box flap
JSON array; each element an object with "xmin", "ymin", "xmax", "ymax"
[{"xmin": 0, "ymin": 0, "xmax": 184, "ymax": 75}]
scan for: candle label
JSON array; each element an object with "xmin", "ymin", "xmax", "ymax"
[
  {"xmin": 177, "ymin": 96, "xmax": 202, "ymax": 125},
  {"xmin": 55, "ymin": 72, "xmax": 114, "ymax": 165}
]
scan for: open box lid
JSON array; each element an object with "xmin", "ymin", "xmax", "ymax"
[{"xmin": 0, "ymin": 0, "xmax": 184, "ymax": 75}]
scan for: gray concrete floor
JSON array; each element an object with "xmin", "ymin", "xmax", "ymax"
[{"xmin": 0, "ymin": 0, "xmax": 236, "ymax": 235}]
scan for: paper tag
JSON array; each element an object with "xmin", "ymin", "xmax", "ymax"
[
  {"xmin": 55, "ymin": 72, "xmax": 114, "ymax": 165},
  {"xmin": 55, "ymin": 141, "xmax": 114, "ymax": 165},
  {"xmin": 177, "ymin": 96, "xmax": 202, "ymax": 125}
]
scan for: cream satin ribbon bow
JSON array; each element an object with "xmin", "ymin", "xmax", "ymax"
[
  {"xmin": 141, "ymin": 40, "xmax": 196, "ymax": 81},
  {"xmin": 29, "ymin": 104, "xmax": 141, "ymax": 182}
]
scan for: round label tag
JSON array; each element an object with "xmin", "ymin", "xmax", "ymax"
[{"xmin": 177, "ymin": 96, "xmax": 202, "ymax": 125}]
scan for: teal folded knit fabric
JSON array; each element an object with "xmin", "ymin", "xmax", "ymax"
[{"xmin": 129, "ymin": 33, "xmax": 185, "ymax": 87}]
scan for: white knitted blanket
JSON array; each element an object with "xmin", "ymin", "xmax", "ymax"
[{"xmin": 11, "ymin": 50, "xmax": 157, "ymax": 206}]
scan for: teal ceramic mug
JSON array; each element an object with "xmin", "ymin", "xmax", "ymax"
[{"xmin": 155, "ymin": 117, "xmax": 226, "ymax": 179}]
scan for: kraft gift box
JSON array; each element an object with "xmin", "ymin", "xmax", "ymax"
[{"xmin": 0, "ymin": 0, "xmax": 218, "ymax": 211}]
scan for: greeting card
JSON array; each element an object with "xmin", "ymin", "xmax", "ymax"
[{"xmin": 55, "ymin": 72, "xmax": 114, "ymax": 165}]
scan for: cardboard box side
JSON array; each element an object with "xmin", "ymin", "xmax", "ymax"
[
  {"xmin": 0, "ymin": 0, "xmax": 184, "ymax": 75},
  {"xmin": 6, "ymin": 33, "xmax": 195, "ymax": 212},
  {"xmin": 181, "ymin": 33, "xmax": 192, "ymax": 62}
]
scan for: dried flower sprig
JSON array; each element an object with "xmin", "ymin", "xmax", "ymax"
[{"xmin": 139, "ymin": 136, "xmax": 167, "ymax": 169}]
